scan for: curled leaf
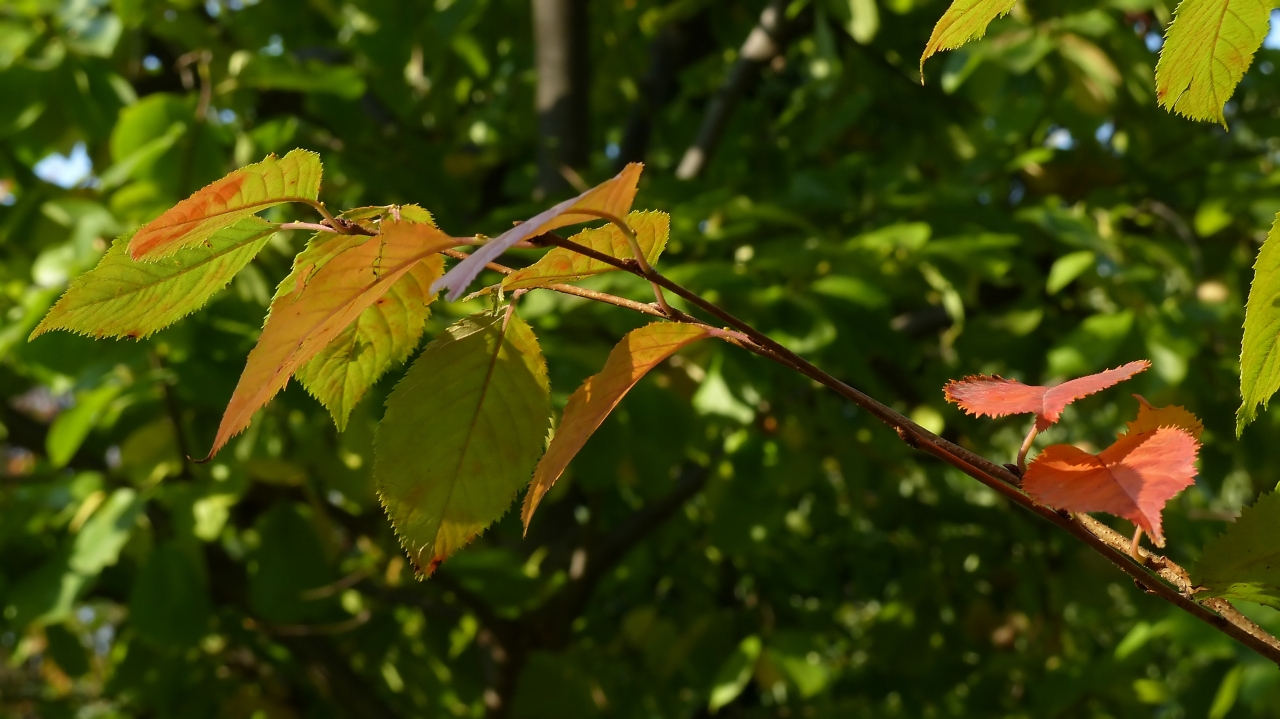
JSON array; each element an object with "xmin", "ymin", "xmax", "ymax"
[
  {"xmin": 1125, "ymin": 395, "xmax": 1203, "ymax": 440},
  {"xmin": 433, "ymin": 163, "xmax": 643, "ymax": 301},
  {"xmin": 129, "ymin": 149, "xmax": 322, "ymax": 261},
  {"xmin": 502, "ymin": 210, "xmax": 669, "ymax": 291},
  {"xmin": 522, "ymin": 322, "xmax": 712, "ymax": 531},
  {"xmin": 1022, "ymin": 427, "xmax": 1199, "ymax": 546},
  {"xmin": 943, "ymin": 360, "xmax": 1149, "ymax": 429}
]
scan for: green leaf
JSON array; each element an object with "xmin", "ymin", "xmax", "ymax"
[
  {"xmin": 248, "ymin": 503, "xmax": 340, "ymax": 624},
  {"xmin": 919, "ymin": 0, "xmax": 1018, "ymax": 77},
  {"xmin": 297, "ymin": 253, "xmax": 444, "ymax": 431},
  {"xmin": 502, "ymin": 210, "xmax": 669, "ymax": 291},
  {"xmin": 129, "ymin": 542, "xmax": 212, "ymax": 647},
  {"xmin": 31, "ymin": 217, "xmax": 278, "ymax": 341},
  {"xmin": 71, "ymin": 488, "xmax": 143, "ymax": 575},
  {"xmin": 1046, "ymin": 250, "xmax": 1095, "ymax": 294},
  {"xmin": 1193, "ymin": 490, "xmax": 1280, "ymax": 609},
  {"xmin": 1155, "ymin": 0, "xmax": 1272, "ymax": 124},
  {"xmin": 1239, "ymin": 214, "xmax": 1280, "ymax": 432},
  {"xmin": 44, "ymin": 624, "xmax": 89, "ymax": 677},
  {"xmin": 709, "ymin": 635, "xmax": 762, "ymax": 713},
  {"xmin": 128, "ymin": 148, "xmax": 320, "ymax": 260},
  {"xmin": 375, "ymin": 310, "xmax": 550, "ymax": 577},
  {"xmin": 46, "ymin": 382, "xmax": 121, "ymax": 468}
]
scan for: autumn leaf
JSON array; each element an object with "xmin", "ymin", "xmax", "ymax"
[
  {"xmin": 375, "ymin": 310, "xmax": 550, "ymax": 577},
  {"xmin": 206, "ymin": 219, "xmax": 453, "ymax": 458},
  {"xmin": 1125, "ymin": 395, "xmax": 1204, "ymax": 440},
  {"xmin": 522, "ymin": 322, "xmax": 711, "ymax": 531},
  {"xmin": 943, "ymin": 360, "xmax": 1149, "ymax": 429},
  {"xmin": 1022, "ymin": 427, "xmax": 1199, "ymax": 546},
  {"xmin": 128, "ymin": 149, "xmax": 322, "ymax": 261},
  {"xmin": 1155, "ymin": 0, "xmax": 1271, "ymax": 124},
  {"xmin": 294, "ymin": 206, "xmax": 443, "ymax": 431},
  {"xmin": 31, "ymin": 217, "xmax": 279, "ymax": 341},
  {"xmin": 1238, "ymin": 213, "xmax": 1280, "ymax": 434},
  {"xmin": 502, "ymin": 210, "xmax": 669, "ymax": 291},
  {"xmin": 1193, "ymin": 490, "xmax": 1280, "ymax": 609},
  {"xmin": 433, "ymin": 163, "xmax": 643, "ymax": 301},
  {"xmin": 295, "ymin": 256, "xmax": 442, "ymax": 431},
  {"xmin": 919, "ymin": 0, "xmax": 1017, "ymax": 78}
]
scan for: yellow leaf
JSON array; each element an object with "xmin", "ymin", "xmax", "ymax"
[
  {"xmin": 502, "ymin": 210, "xmax": 669, "ymax": 291},
  {"xmin": 206, "ymin": 220, "xmax": 453, "ymax": 458},
  {"xmin": 129, "ymin": 149, "xmax": 322, "ymax": 260},
  {"xmin": 522, "ymin": 322, "xmax": 713, "ymax": 531},
  {"xmin": 919, "ymin": 0, "xmax": 1018, "ymax": 78},
  {"xmin": 1126, "ymin": 395, "xmax": 1204, "ymax": 440},
  {"xmin": 1155, "ymin": 0, "xmax": 1271, "ymax": 124}
]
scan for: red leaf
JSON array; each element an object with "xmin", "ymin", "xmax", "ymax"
[
  {"xmin": 1022, "ymin": 427, "xmax": 1199, "ymax": 546},
  {"xmin": 943, "ymin": 360, "xmax": 1150, "ymax": 429}
]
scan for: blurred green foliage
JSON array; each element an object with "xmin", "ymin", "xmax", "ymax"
[{"xmin": 0, "ymin": 0, "xmax": 1279, "ymax": 716}]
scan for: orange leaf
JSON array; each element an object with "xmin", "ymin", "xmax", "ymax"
[
  {"xmin": 129, "ymin": 149, "xmax": 322, "ymax": 261},
  {"xmin": 943, "ymin": 360, "xmax": 1149, "ymax": 429},
  {"xmin": 433, "ymin": 163, "xmax": 643, "ymax": 301},
  {"xmin": 1125, "ymin": 394, "xmax": 1204, "ymax": 440},
  {"xmin": 206, "ymin": 220, "xmax": 453, "ymax": 458},
  {"xmin": 1022, "ymin": 427, "xmax": 1199, "ymax": 546},
  {"xmin": 502, "ymin": 210, "xmax": 668, "ymax": 291},
  {"xmin": 521, "ymin": 322, "xmax": 712, "ymax": 531}
]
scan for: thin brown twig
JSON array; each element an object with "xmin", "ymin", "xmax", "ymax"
[{"xmin": 529, "ymin": 231, "xmax": 1280, "ymax": 665}]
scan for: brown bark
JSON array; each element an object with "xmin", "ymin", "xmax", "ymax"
[{"xmin": 532, "ymin": 0, "xmax": 590, "ymax": 196}]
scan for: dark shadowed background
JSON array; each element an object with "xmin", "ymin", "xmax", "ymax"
[{"xmin": 1, "ymin": 0, "xmax": 1279, "ymax": 716}]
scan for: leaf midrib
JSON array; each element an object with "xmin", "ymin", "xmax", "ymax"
[{"xmin": 434, "ymin": 314, "xmax": 513, "ymax": 552}]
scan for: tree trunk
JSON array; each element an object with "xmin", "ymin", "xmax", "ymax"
[{"xmin": 532, "ymin": 0, "xmax": 590, "ymax": 197}]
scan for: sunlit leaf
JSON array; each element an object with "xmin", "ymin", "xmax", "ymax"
[
  {"xmin": 375, "ymin": 310, "xmax": 550, "ymax": 577},
  {"xmin": 31, "ymin": 217, "xmax": 278, "ymax": 341},
  {"xmin": 1194, "ymin": 490, "xmax": 1280, "ymax": 610},
  {"xmin": 296, "ymin": 254, "xmax": 443, "ymax": 432},
  {"xmin": 46, "ymin": 382, "xmax": 121, "ymax": 468},
  {"xmin": 433, "ymin": 163, "xmax": 643, "ymax": 301},
  {"xmin": 207, "ymin": 220, "xmax": 453, "ymax": 458},
  {"xmin": 919, "ymin": 0, "xmax": 1017, "ymax": 77},
  {"xmin": 128, "ymin": 148, "xmax": 321, "ymax": 260},
  {"xmin": 1125, "ymin": 394, "xmax": 1204, "ymax": 439},
  {"xmin": 1022, "ymin": 427, "xmax": 1199, "ymax": 546},
  {"xmin": 709, "ymin": 635, "xmax": 762, "ymax": 713},
  {"xmin": 522, "ymin": 322, "xmax": 710, "ymax": 530},
  {"xmin": 943, "ymin": 360, "xmax": 1149, "ymax": 429},
  {"xmin": 1239, "ymin": 213, "xmax": 1280, "ymax": 433},
  {"xmin": 502, "ymin": 210, "xmax": 668, "ymax": 291},
  {"xmin": 1155, "ymin": 0, "xmax": 1271, "ymax": 124}
]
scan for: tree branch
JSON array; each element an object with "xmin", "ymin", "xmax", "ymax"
[
  {"xmin": 675, "ymin": 0, "xmax": 792, "ymax": 180},
  {"xmin": 529, "ymin": 231, "xmax": 1280, "ymax": 665}
]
